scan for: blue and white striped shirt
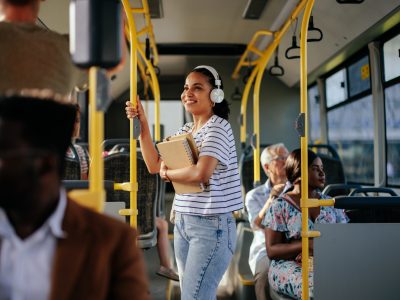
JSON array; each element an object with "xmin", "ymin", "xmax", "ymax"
[{"xmin": 174, "ymin": 115, "xmax": 243, "ymax": 215}]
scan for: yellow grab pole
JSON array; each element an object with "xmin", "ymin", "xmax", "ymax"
[
  {"xmin": 124, "ymin": 16, "xmax": 161, "ymax": 142},
  {"xmin": 141, "ymin": 0, "xmax": 158, "ymax": 66},
  {"xmin": 88, "ymin": 66, "xmax": 105, "ymax": 205},
  {"xmin": 69, "ymin": 67, "xmax": 105, "ymax": 212},
  {"xmin": 232, "ymin": 30, "xmax": 273, "ymax": 80},
  {"xmin": 238, "ymin": 0, "xmax": 308, "ymax": 185},
  {"xmin": 253, "ymin": 46, "xmax": 276, "ymax": 185},
  {"xmin": 300, "ymin": 1, "xmax": 314, "ymax": 299},
  {"xmin": 121, "ymin": 0, "xmax": 138, "ymax": 228},
  {"xmin": 240, "ymin": 64, "xmax": 259, "ymax": 147},
  {"xmin": 137, "ymin": 59, "xmax": 151, "ymax": 100},
  {"xmin": 137, "ymin": 46, "xmax": 161, "ymax": 142}
]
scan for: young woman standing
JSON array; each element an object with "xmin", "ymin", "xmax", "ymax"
[{"xmin": 126, "ymin": 65, "xmax": 243, "ymax": 299}]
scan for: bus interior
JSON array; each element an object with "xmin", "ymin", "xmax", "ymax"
[{"xmin": 24, "ymin": 0, "xmax": 400, "ymax": 299}]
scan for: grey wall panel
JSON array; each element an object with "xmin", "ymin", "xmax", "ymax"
[{"xmin": 314, "ymin": 223, "xmax": 400, "ymax": 300}]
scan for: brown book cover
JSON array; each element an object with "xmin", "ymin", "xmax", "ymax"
[{"xmin": 156, "ymin": 133, "xmax": 202, "ymax": 194}]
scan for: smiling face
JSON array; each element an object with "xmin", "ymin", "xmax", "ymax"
[
  {"xmin": 181, "ymin": 71, "xmax": 214, "ymax": 116},
  {"xmin": 309, "ymin": 157, "xmax": 326, "ymax": 190}
]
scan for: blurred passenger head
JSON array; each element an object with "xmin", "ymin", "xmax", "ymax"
[
  {"xmin": 2, "ymin": 0, "xmax": 37, "ymax": 5},
  {"xmin": 260, "ymin": 143, "xmax": 289, "ymax": 185},
  {"xmin": 285, "ymin": 148, "xmax": 325, "ymax": 189},
  {"xmin": 0, "ymin": 0, "xmax": 40, "ymax": 21},
  {"xmin": 0, "ymin": 94, "xmax": 75, "ymax": 210},
  {"xmin": 0, "ymin": 92, "xmax": 76, "ymax": 174},
  {"xmin": 186, "ymin": 66, "xmax": 230, "ymax": 120}
]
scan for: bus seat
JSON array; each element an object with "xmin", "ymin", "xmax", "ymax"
[
  {"xmin": 322, "ymin": 183, "xmax": 362, "ymax": 197},
  {"xmin": 231, "ymin": 222, "xmax": 256, "ymax": 299},
  {"xmin": 104, "ymin": 152, "xmax": 158, "ymax": 249},
  {"xmin": 269, "ymin": 288, "xmax": 296, "ymax": 300},
  {"xmin": 318, "ymin": 153, "xmax": 345, "ymax": 187},
  {"xmin": 239, "ymin": 144, "xmax": 269, "ymax": 197},
  {"xmin": 62, "ymin": 157, "xmax": 81, "ymax": 180},
  {"xmin": 232, "ymin": 222, "xmax": 294, "ymax": 300},
  {"xmin": 338, "ymin": 188, "xmax": 400, "ymax": 223},
  {"xmin": 62, "ymin": 180, "xmax": 125, "ymax": 221},
  {"xmin": 309, "ymin": 144, "xmax": 346, "ymax": 195}
]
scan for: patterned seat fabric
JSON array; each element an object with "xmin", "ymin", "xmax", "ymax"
[{"xmin": 104, "ymin": 152, "xmax": 158, "ymax": 236}]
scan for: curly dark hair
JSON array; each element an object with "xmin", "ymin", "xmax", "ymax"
[{"xmin": 190, "ymin": 67, "xmax": 230, "ymax": 120}]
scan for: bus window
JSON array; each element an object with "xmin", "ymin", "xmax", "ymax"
[
  {"xmin": 326, "ymin": 68, "xmax": 347, "ymax": 108},
  {"xmin": 385, "ymin": 83, "xmax": 400, "ymax": 186},
  {"xmin": 348, "ymin": 55, "xmax": 370, "ymax": 97},
  {"xmin": 327, "ymin": 94, "xmax": 374, "ymax": 184},
  {"xmin": 308, "ymin": 85, "xmax": 320, "ymax": 143},
  {"xmin": 383, "ymin": 34, "xmax": 400, "ymax": 82}
]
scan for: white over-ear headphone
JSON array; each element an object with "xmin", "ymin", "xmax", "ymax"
[{"xmin": 194, "ymin": 65, "xmax": 225, "ymax": 103}]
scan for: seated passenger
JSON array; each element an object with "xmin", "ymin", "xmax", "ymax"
[
  {"xmin": 0, "ymin": 94, "xmax": 150, "ymax": 299},
  {"xmin": 264, "ymin": 149, "xmax": 349, "ymax": 299},
  {"xmin": 65, "ymin": 104, "xmax": 89, "ymax": 179},
  {"xmin": 155, "ymin": 217, "xmax": 179, "ymax": 281},
  {"xmin": 245, "ymin": 143, "xmax": 289, "ymax": 300}
]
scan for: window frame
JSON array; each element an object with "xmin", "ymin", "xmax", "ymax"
[{"xmin": 323, "ymin": 47, "xmax": 375, "ymax": 185}]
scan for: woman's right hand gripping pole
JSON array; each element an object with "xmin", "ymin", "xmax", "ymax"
[{"xmin": 125, "ymin": 96, "xmax": 162, "ymax": 174}]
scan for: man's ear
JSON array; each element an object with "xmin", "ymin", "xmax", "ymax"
[{"xmin": 262, "ymin": 163, "xmax": 270, "ymax": 175}]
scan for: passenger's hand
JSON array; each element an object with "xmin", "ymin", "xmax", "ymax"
[
  {"xmin": 125, "ymin": 96, "xmax": 146, "ymax": 122},
  {"xmin": 270, "ymin": 183, "xmax": 285, "ymax": 199},
  {"xmin": 253, "ymin": 217, "xmax": 265, "ymax": 230},
  {"xmin": 160, "ymin": 161, "xmax": 170, "ymax": 182}
]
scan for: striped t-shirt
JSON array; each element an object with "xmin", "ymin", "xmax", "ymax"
[{"xmin": 173, "ymin": 115, "xmax": 243, "ymax": 215}]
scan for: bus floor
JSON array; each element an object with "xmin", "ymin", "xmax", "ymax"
[
  {"xmin": 147, "ymin": 191, "xmax": 237, "ymax": 300},
  {"xmin": 144, "ymin": 191, "xmax": 175, "ymax": 300}
]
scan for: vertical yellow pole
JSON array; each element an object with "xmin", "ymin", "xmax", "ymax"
[
  {"xmin": 137, "ymin": 46, "xmax": 161, "ymax": 143},
  {"xmin": 240, "ymin": 64, "xmax": 259, "ymax": 147},
  {"xmin": 300, "ymin": 1, "xmax": 315, "ymax": 299},
  {"xmin": 88, "ymin": 66, "xmax": 105, "ymax": 211},
  {"xmin": 122, "ymin": 0, "xmax": 138, "ymax": 228},
  {"xmin": 253, "ymin": 46, "xmax": 276, "ymax": 185}
]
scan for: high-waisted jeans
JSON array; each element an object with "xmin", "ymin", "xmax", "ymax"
[{"xmin": 174, "ymin": 212, "xmax": 236, "ymax": 300}]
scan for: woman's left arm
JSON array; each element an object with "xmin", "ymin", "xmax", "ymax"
[{"xmin": 160, "ymin": 155, "xmax": 218, "ymax": 184}]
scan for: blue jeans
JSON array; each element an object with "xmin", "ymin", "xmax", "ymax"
[{"xmin": 174, "ymin": 212, "xmax": 236, "ymax": 300}]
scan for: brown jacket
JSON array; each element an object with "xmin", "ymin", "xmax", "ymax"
[{"xmin": 49, "ymin": 199, "xmax": 151, "ymax": 300}]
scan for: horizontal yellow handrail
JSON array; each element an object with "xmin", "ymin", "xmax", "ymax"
[
  {"xmin": 303, "ymin": 198, "xmax": 335, "ymax": 208},
  {"xmin": 114, "ymin": 182, "xmax": 138, "ymax": 192},
  {"xmin": 232, "ymin": 30, "xmax": 273, "ymax": 80},
  {"xmin": 124, "ymin": 7, "xmax": 161, "ymax": 142},
  {"xmin": 302, "ymin": 230, "xmax": 321, "ymax": 238},
  {"xmin": 129, "ymin": 0, "xmax": 159, "ymax": 66},
  {"xmin": 119, "ymin": 208, "xmax": 139, "ymax": 216}
]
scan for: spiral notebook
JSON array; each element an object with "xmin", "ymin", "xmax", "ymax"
[{"xmin": 156, "ymin": 133, "xmax": 203, "ymax": 194}]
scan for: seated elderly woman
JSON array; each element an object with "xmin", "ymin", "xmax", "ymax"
[{"xmin": 264, "ymin": 148, "xmax": 349, "ymax": 299}]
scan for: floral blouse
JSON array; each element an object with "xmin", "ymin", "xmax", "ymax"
[{"xmin": 264, "ymin": 193, "xmax": 349, "ymax": 240}]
